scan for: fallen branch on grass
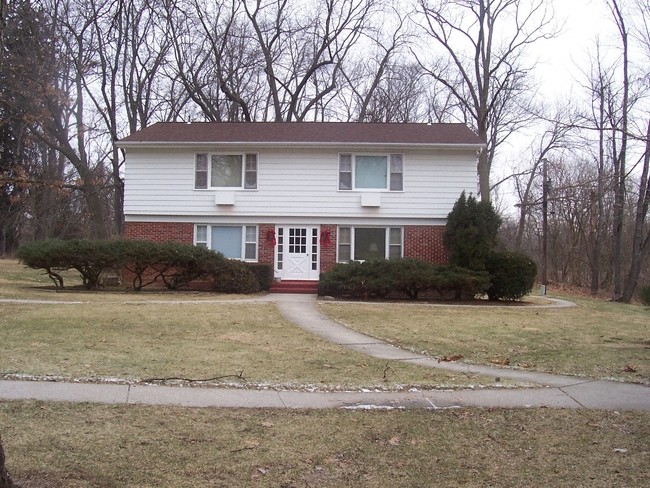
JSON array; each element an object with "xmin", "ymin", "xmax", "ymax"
[
  {"xmin": 142, "ymin": 371, "xmax": 246, "ymax": 384},
  {"xmin": 437, "ymin": 354, "xmax": 464, "ymax": 363}
]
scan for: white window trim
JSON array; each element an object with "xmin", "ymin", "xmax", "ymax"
[
  {"xmin": 194, "ymin": 224, "xmax": 258, "ymax": 262},
  {"xmin": 336, "ymin": 226, "xmax": 403, "ymax": 263},
  {"xmin": 338, "ymin": 153, "xmax": 404, "ymax": 192},
  {"xmin": 194, "ymin": 152, "xmax": 258, "ymax": 190}
]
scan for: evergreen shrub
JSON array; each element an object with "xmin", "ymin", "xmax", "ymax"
[
  {"xmin": 431, "ymin": 266, "xmax": 491, "ymax": 299},
  {"xmin": 245, "ymin": 263, "xmax": 274, "ymax": 291},
  {"xmin": 318, "ymin": 259, "xmax": 489, "ymax": 300},
  {"xmin": 213, "ymin": 260, "xmax": 261, "ymax": 294},
  {"xmin": 486, "ymin": 251, "xmax": 537, "ymax": 301},
  {"xmin": 443, "ymin": 191, "xmax": 501, "ymax": 270},
  {"xmin": 17, "ymin": 238, "xmax": 229, "ymax": 291},
  {"xmin": 318, "ymin": 260, "xmax": 395, "ymax": 299},
  {"xmin": 111, "ymin": 239, "xmax": 165, "ymax": 291},
  {"xmin": 16, "ymin": 238, "xmax": 70, "ymax": 287},
  {"xmin": 154, "ymin": 242, "xmax": 225, "ymax": 290}
]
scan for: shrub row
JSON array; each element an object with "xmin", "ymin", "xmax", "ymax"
[
  {"xmin": 16, "ymin": 239, "xmax": 272, "ymax": 293},
  {"xmin": 318, "ymin": 253, "xmax": 537, "ymax": 301},
  {"xmin": 318, "ymin": 259, "xmax": 491, "ymax": 300}
]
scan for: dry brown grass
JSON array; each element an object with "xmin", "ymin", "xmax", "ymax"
[
  {"xmin": 0, "ymin": 259, "xmax": 504, "ymax": 389},
  {"xmin": 1, "ymin": 400, "xmax": 648, "ymax": 487},
  {"xmin": 319, "ymin": 297, "xmax": 650, "ymax": 383}
]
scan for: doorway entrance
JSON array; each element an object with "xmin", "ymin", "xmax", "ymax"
[{"xmin": 276, "ymin": 226, "xmax": 319, "ymax": 280}]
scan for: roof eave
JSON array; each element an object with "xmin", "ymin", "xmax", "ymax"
[{"xmin": 116, "ymin": 141, "xmax": 485, "ymax": 150}]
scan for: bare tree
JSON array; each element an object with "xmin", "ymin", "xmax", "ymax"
[
  {"xmin": 415, "ymin": 0, "xmax": 557, "ymax": 200},
  {"xmin": 243, "ymin": 0, "xmax": 377, "ymax": 121},
  {"xmin": 164, "ymin": 0, "xmax": 260, "ymax": 122},
  {"xmin": 79, "ymin": 0, "xmax": 174, "ymax": 234},
  {"xmin": 619, "ymin": 0, "xmax": 650, "ymax": 301},
  {"xmin": 337, "ymin": 6, "xmax": 418, "ymax": 122},
  {"xmin": 504, "ymin": 105, "xmax": 574, "ymax": 250}
]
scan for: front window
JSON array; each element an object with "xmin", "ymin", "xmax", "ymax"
[
  {"xmin": 195, "ymin": 153, "xmax": 257, "ymax": 189},
  {"xmin": 339, "ymin": 153, "xmax": 404, "ymax": 191},
  {"xmin": 194, "ymin": 224, "xmax": 258, "ymax": 261},
  {"xmin": 337, "ymin": 226, "xmax": 402, "ymax": 262}
]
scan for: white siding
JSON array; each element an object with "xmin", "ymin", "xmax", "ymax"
[{"xmin": 123, "ymin": 146, "xmax": 477, "ymax": 223}]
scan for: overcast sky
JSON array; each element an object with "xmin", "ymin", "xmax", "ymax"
[{"xmin": 538, "ymin": 0, "xmax": 620, "ymax": 98}]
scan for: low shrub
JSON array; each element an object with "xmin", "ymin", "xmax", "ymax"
[
  {"xmin": 485, "ymin": 251, "xmax": 537, "ymax": 301},
  {"xmin": 111, "ymin": 239, "xmax": 166, "ymax": 291},
  {"xmin": 16, "ymin": 239, "xmax": 70, "ymax": 287},
  {"xmin": 245, "ymin": 263, "xmax": 274, "ymax": 291},
  {"xmin": 319, "ymin": 260, "xmax": 395, "ymax": 299},
  {"xmin": 65, "ymin": 239, "xmax": 124, "ymax": 290},
  {"xmin": 17, "ymin": 238, "xmax": 227, "ymax": 291},
  {"xmin": 17, "ymin": 239, "xmax": 123, "ymax": 290},
  {"xmin": 431, "ymin": 266, "xmax": 491, "ymax": 299},
  {"xmin": 154, "ymin": 242, "xmax": 225, "ymax": 290},
  {"xmin": 319, "ymin": 259, "xmax": 489, "ymax": 300},
  {"xmin": 392, "ymin": 258, "xmax": 438, "ymax": 300},
  {"xmin": 213, "ymin": 260, "xmax": 261, "ymax": 294}
]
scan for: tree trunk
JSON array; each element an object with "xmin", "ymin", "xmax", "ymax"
[
  {"xmin": 620, "ymin": 118, "xmax": 650, "ymax": 302},
  {"xmin": 611, "ymin": 0, "xmax": 629, "ymax": 299},
  {"xmin": 591, "ymin": 80, "xmax": 606, "ymax": 295}
]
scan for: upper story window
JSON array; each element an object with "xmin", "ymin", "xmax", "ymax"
[
  {"xmin": 195, "ymin": 153, "xmax": 257, "ymax": 189},
  {"xmin": 338, "ymin": 153, "xmax": 403, "ymax": 191}
]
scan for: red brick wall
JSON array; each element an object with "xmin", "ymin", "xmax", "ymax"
[
  {"xmin": 258, "ymin": 224, "xmax": 275, "ymax": 265},
  {"xmin": 124, "ymin": 221, "xmax": 194, "ymax": 244},
  {"xmin": 123, "ymin": 222, "xmax": 448, "ymax": 270},
  {"xmin": 319, "ymin": 224, "xmax": 337, "ymax": 273},
  {"xmin": 404, "ymin": 225, "xmax": 449, "ymax": 264}
]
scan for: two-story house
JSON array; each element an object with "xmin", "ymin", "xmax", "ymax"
[{"xmin": 118, "ymin": 122, "xmax": 483, "ymax": 286}]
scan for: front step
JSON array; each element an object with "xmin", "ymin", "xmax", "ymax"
[{"xmin": 269, "ymin": 280, "xmax": 319, "ymax": 294}]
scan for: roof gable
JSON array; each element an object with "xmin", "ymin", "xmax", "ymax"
[{"xmin": 118, "ymin": 122, "xmax": 483, "ymax": 147}]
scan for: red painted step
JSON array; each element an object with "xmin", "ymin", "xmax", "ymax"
[{"xmin": 268, "ymin": 280, "xmax": 319, "ymax": 294}]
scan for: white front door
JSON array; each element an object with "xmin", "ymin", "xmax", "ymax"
[{"xmin": 277, "ymin": 226, "xmax": 319, "ymax": 280}]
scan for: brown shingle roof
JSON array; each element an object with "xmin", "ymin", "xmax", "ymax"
[{"xmin": 118, "ymin": 122, "xmax": 483, "ymax": 147}]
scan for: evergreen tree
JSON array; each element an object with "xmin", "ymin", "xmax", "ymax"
[{"xmin": 443, "ymin": 191, "xmax": 501, "ymax": 270}]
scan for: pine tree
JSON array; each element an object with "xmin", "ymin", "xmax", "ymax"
[{"xmin": 443, "ymin": 191, "xmax": 501, "ymax": 270}]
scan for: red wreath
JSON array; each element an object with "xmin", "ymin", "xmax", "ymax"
[
  {"xmin": 266, "ymin": 229, "xmax": 276, "ymax": 246},
  {"xmin": 320, "ymin": 230, "xmax": 331, "ymax": 247}
]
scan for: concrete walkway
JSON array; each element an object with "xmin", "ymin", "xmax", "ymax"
[{"xmin": 1, "ymin": 294, "xmax": 649, "ymax": 411}]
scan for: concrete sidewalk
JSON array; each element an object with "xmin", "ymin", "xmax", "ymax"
[
  {"xmin": 1, "ymin": 293, "xmax": 649, "ymax": 411},
  {"xmin": 1, "ymin": 377, "xmax": 648, "ymax": 411}
]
